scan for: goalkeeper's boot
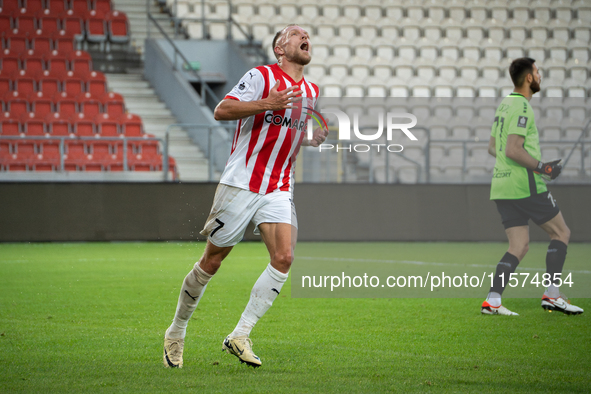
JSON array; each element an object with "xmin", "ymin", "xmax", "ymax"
[
  {"xmin": 541, "ymin": 295, "xmax": 584, "ymax": 315},
  {"xmin": 222, "ymin": 335, "xmax": 262, "ymax": 367},
  {"xmin": 163, "ymin": 337, "xmax": 184, "ymax": 368},
  {"xmin": 481, "ymin": 301, "xmax": 519, "ymax": 316}
]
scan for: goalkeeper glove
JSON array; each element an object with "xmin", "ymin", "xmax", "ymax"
[{"xmin": 534, "ymin": 159, "xmax": 562, "ymax": 180}]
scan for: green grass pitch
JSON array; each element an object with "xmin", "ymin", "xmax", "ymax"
[{"xmin": 1, "ymin": 242, "xmax": 590, "ymax": 393}]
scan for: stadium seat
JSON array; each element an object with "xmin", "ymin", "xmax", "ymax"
[
  {"xmin": 12, "ymin": 10, "xmax": 36, "ymax": 33},
  {"xmin": 85, "ymin": 11, "xmax": 107, "ymax": 50},
  {"xmin": 118, "ymin": 113, "xmax": 143, "ymax": 136},
  {"xmin": 53, "ymin": 92, "xmax": 77, "ymax": 116},
  {"xmin": 0, "ymin": 51, "xmax": 20, "ymax": 73},
  {"xmin": 29, "ymin": 32, "xmax": 53, "ymax": 52},
  {"xmin": 68, "ymin": 50, "xmax": 93, "ymax": 73},
  {"xmin": 36, "ymin": 10, "xmax": 61, "ymax": 34},
  {"xmin": 4, "ymin": 29, "xmax": 29, "ymax": 53},
  {"xmin": 101, "ymin": 91, "xmax": 125, "ymax": 116},
  {"xmin": 45, "ymin": 112, "xmax": 71, "ymax": 136},
  {"xmin": 28, "ymin": 91, "xmax": 53, "ymax": 116},
  {"xmin": 20, "ymin": 50, "xmax": 45, "ymax": 73},
  {"xmin": 71, "ymin": 0, "xmax": 91, "ymax": 14},
  {"xmin": 20, "ymin": 112, "xmax": 47, "ymax": 136},
  {"xmin": 105, "ymin": 10, "xmax": 129, "ymax": 45},
  {"xmin": 94, "ymin": 113, "xmax": 119, "ymax": 136},
  {"xmin": 36, "ymin": 70, "xmax": 61, "ymax": 95},
  {"xmin": 0, "ymin": 14, "xmax": 11, "ymax": 31},
  {"xmin": 93, "ymin": 0, "xmax": 112, "ymax": 14},
  {"xmin": 44, "ymin": 51, "xmax": 69, "ymax": 72},
  {"xmin": 47, "ymin": 0, "xmax": 67, "ymax": 14},
  {"xmin": 63, "ymin": 74, "xmax": 84, "ymax": 96},
  {"xmin": 12, "ymin": 70, "xmax": 36, "ymax": 95},
  {"xmin": 70, "ymin": 113, "xmax": 95, "ymax": 136},
  {"xmin": 52, "ymin": 30, "xmax": 77, "ymax": 52},
  {"xmin": 0, "ymin": 117, "xmax": 22, "ymax": 136},
  {"xmin": 77, "ymin": 92, "xmax": 101, "ymax": 116}
]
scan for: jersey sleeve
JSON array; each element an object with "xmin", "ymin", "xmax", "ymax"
[
  {"xmin": 506, "ymin": 100, "xmax": 531, "ymax": 137},
  {"xmin": 224, "ymin": 68, "xmax": 265, "ymax": 102}
]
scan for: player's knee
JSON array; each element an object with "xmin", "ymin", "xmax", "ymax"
[
  {"xmin": 561, "ymin": 225, "xmax": 571, "ymax": 243},
  {"xmin": 197, "ymin": 256, "xmax": 222, "ymax": 275},
  {"xmin": 272, "ymin": 251, "xmax": 293, "ymax": 270}
]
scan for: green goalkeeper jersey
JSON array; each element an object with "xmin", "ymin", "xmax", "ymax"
[{"xmin": 490, "ymin": 92, "xmax": 547, "ymax": 200}]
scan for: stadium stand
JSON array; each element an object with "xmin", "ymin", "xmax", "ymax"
[
  {"xmin": 158, "ymin": 0, "xmax": 590, "ymax": 184},
  {"xmin": 0, "ymin": 0, "xmax": 178, "ymax": 180}
]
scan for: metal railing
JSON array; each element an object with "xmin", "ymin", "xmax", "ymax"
[
  {"xmin": 164, "ymin": 123, "xmax": 234, "ymax": 181},
  {"xmin": 146, "ymin": 8, "xmax": 222, "ymax": 108},
  {"xmin": 149, "ymin": 0, "xmax": 268, "ymax": 64},
  {"xmin": 0, "ymin": 135, "xmax": 174, "ymax": 180}
]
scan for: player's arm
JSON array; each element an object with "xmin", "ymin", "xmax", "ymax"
[
  {"xmin": 505, "ymin": 134, "xmax": 562, "ymax": 179},
  {"xmin": 488, "ymin": 136, "xmax": 496, "ymax": 157},
  {"xmin": 301, "ymin": 126, "xmax": 329, "ymax": 147},
  {"xmin": 213, "ymin": 80, "xmax": 302, "ymax": 121}
]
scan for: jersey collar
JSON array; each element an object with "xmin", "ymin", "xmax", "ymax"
[
  {"xmin": 509, "ymin": 92, "xmax": 526, "ymax": 98},
  {"xmin": 271, "ymin": 63, "xmax": 304, "ymax": 85}
]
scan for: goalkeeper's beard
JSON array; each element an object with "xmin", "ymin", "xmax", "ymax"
[{"xmin": 530, "ymin": 79, "xmax": 540, "ymax": 94}]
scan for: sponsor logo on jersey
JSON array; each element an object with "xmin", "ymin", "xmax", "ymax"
[
  {"xmin": 264, "ymin": 113, "xmax": 307, "ymax": 131},
  {"xmin": 236, "ymin": 80, "xmax": 251, "ymax": 96},
  {"xmin": 517, "ymin": 116, "xmax": 528, "ymax": 128},
  {"xmin": 493, "ymin": 169, "xmax": 512, "ymax": 178}
]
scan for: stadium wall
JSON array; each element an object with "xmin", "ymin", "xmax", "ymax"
[{"xmin": 1, "ymin": 183, "xmax": 589, "ymax": 243}]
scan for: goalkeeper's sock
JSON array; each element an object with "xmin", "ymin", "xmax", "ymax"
[
  {"xmin": 545, "ymin": 239, "xmax": 567, "ymax": 287},
  {"xmin": 489, "ymin": 252, "xmax": 520, "ymax": 295},
  {"xmin": 166, "ymin": 263, "xmax": 213, "ymax": 339},
  {"xmin": 231, "ymin": 263, "xmax": 288, "ymax": 338}
]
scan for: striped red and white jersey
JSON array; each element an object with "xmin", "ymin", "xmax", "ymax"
[{"xmin": 220, "ymin": 63, "xmax": 319, "ymax": 195}]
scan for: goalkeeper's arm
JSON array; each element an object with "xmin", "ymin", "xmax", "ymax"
[{"xmin": 505, "ymin": 134, "xmax": 562, "ymax": 179}]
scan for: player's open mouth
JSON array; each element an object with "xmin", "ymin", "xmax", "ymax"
[{"xmin": 300, "ymin": 42, "xmax": 309, "ymax": 52}]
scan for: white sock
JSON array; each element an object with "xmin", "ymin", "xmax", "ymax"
[
  {"xmin": 231, "ymin": 263, "xmax": 288, "ymax": 338},
  {"xmin": 166, "ymin": 262, "xmax": 213, "ymax": 339},
  {"xmin": 545, "ymin": 284, "xmax": 560, "ymax": 298},
  {"xmin": 487, "ymin": 292, "xmax": 502, "ymax": 307}
]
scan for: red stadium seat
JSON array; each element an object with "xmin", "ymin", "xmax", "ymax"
[
  {"xmin": 29, "ymin": 32, "xmax": 53, "ymax": 52},
  {"xmin": 0, "ymin": 118, "xmax": 22, "ymax": 136},
  {"xmin": 71, "ymin": 0, "xmax": 91, "ymax": 14},
  {"xmin": 63, "ymin": 74, "xmax": 84, "ymax": 96},
  {"xmin": 118, "ymin": 113, "xmax": 143, "ymax": 136},
  {"xmin": 0, "ymin": 51, "xmax": 20, "ymax": 73},
  {"xmin": 20, "ymin": 49, "xmax": 45, "ymax": 73},
  {"xmin": 44, "ymin": 50, "xmax": 69, "ymax": 72},
  {"xmin": 45, "ymin": 112, "xmax": 71, "ymax": 135},
  {"xmin": 12, "ymin": 70, "xmax": 36, "ymax": 95},
  {"xmin": 85, "ymin": 11, "xmax": 106, "ymax": 49},
  {"xmin": 20, "ymin": 112, "xmax": 47, "ymax": 136},
  {"xmin": 53, "ymin": 92, "xmax": 77, "ymax": 115},
  {"xmin": 4, "ymin": 29, "xmax": 29, "ymax": 53},
  {"xmin": 46, "ymin": 0, "xmax": 67, "ymax": 14},
  {"xmin": 101, "ymin": 92, "xmax": 124, "ymax": 116},
  {"xmin": 77, "ymin": 92, "xmax": 101, "ymax": 116},
  {"xmin": 28, "ymin": 91, "xmax": 53, "ymax": 116},
  {"xmin": 0, "ymin": 14, "xmax": 11, "ymax": 31},
  {"xmin": 93, "ymin": 0, "xmax": 112, "ymax": 14},
  {"xmin": 64, "ymin": 139, "xmax": 86, "ymax": 170},
  {"xmin": 14, "ymin": 140, "xmax": 38, "ymax": 167},
  {"xmin": 4, "ymin": 91, "xmax": 29, "ymax": 116},
  {"xmin": 23, "ymin": 0, "xmax": 46, "ymax": 13},
  {"xmin": 0, "ymin": 72, "xmax": 12, "ymax": 91},
  {"xmin": 105, "ymin": 10, "xmax": 129, "ymax": 44},
  {"xmin": 52, "ymin": 30, "xmax": 76, "ymax": 52},
  {"xmin": 11, "ymin": 10, "xmax": 37, "ymax": 32},
  {"xmin": 60, "ymin": 12, "xmax": 84, "ymax": 43},
  {"xmin": 0, "ymin": 0, "xmax": 22, "ymax": 13},
  {"xmin": 94, "ymin": 113, "xmax": 119, "ymax": 136},
  {"xmin": 84, "ymin": 70, "xmax": 106, "ymax": 95},
  {"xmin": 70, "ymin": 113, "xmax": 94, "ymax": 136},
  {"xmin": 69, "ymin": 50, "xmax": 92, "ymax": 73},
  {"xmin": 36, "ymin": 11, "xmax": 61, "ymax": 34},
  {"xmin": 36, "ymin": 70, "xmax": 61, "ymax": 95}
]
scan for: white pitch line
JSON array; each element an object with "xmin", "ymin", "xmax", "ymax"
[{"xmin": 295, "ymin": 256, "xmax": 591, "ymax": 275}]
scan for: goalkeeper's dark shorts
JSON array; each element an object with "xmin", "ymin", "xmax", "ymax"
[{"xmin": 494, "ymin": 191, "xmax": 560, "ymax": 229}]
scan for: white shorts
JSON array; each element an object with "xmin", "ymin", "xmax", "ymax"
[{"xmin": 200, "ymin": 184, "xmax": 298, "ymax": 247}]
